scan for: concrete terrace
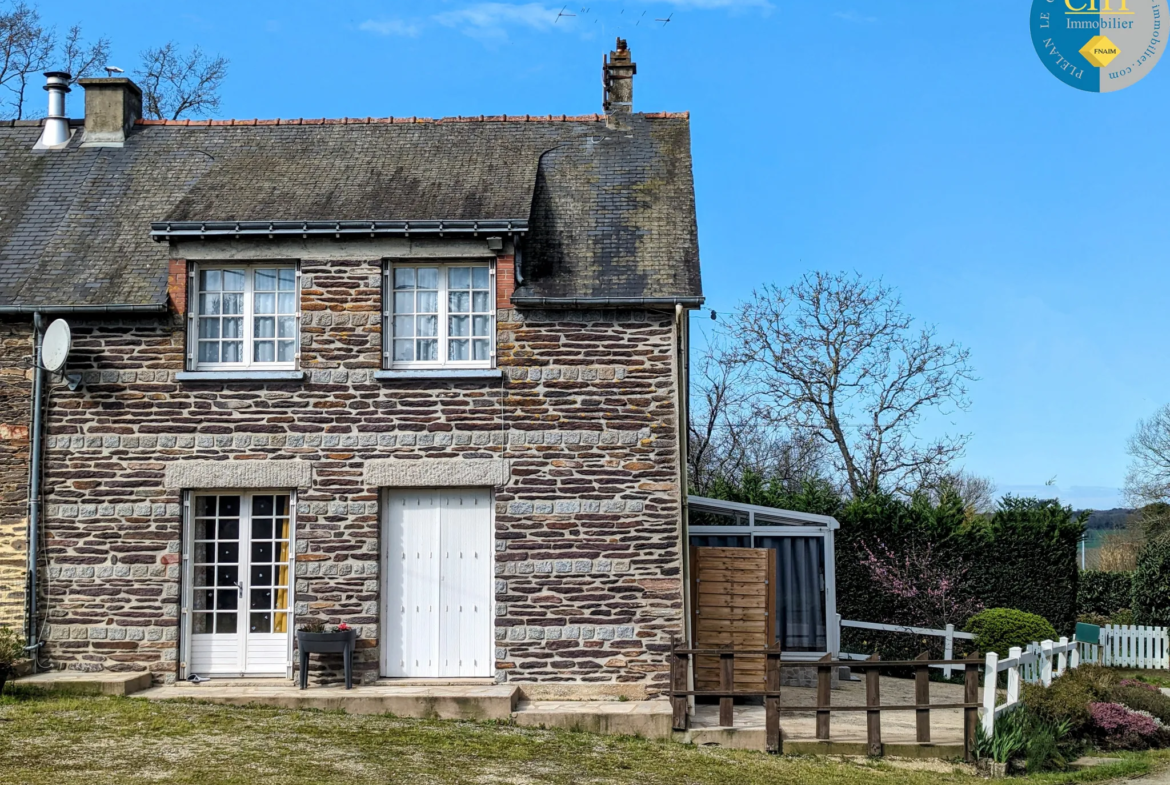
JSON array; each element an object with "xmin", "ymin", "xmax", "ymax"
[{"xmin": 16, "ymin": 670, "xmax": 970, "ymax": 757}]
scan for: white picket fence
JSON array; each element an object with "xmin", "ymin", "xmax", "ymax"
[
  {"xmin": 839, "ymin": 618, "xmax": 976, "ymax": 678},
  {"xmin": 1096, "ymin": 625, "xmax": 1170, "ymax": 669},
  {"xmin": 982, "ymin": 637, "xmax": 1082, "ymax": 736}
]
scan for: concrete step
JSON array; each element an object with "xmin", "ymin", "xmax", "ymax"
[
  {"xmin": 13, "ymin": 670, "xmax": 153, "ymax": 697},
  {"xmin": 512, "ymin": 699, "xmax": 674, "ymax": 740},
  {"xmin": 140, "ymin": 682, "xmax": 519, "ymax": 721}
]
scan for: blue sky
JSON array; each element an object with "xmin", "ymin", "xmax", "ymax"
[{"xmin": 42, "ymin": 0, "xmax": 1170, "ymax": 509}]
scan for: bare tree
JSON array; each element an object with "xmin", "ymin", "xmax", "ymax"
[
  {"xmin": 136, "ymin": 42, "xmax": 227, "ymax": 120},
  {"xmin": 728, "ymin": 272, "xmax": 975, "ymax": 498},
  {"xmin": 0, "ymin": 2, "xmax": 108, "ymax": 119},
  {"xmin": 688, "ymin": 334, "xmax": 828, "ymax": 495},
  {"xmin": 918, "ymin": 469, "xmax": 997, "ymax": 518},
  {"xmin": 1125, "ymin": 404, "xmax": 1170, "ymax": 511}
]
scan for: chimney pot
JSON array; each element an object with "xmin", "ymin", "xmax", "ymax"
[
  {"xmin": 603, "ymin": 37, "xmax": 636, "ymax": 116},
  {"xmin": 77, "ymin": 77, "xmax": 143, "ymax": 146},
  {"xmin": 36, "ymin": 71, "xmax": 72, "ymax": 149}
]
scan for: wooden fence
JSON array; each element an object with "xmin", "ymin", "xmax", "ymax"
[{"xmin": 668, "ymin": 641, "xmax": 983, "ymax": 760}]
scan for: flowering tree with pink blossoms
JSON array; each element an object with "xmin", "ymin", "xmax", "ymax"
[{"xmin": 859, "ymin": 539, "xmax": 984, "ymax": 631}]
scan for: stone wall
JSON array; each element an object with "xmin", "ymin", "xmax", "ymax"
[
  {"xmin": 34, "ymin": 253, "xmax": 684, "ymax": 691},
  {"xmin": 0, "ymin": 322, "xmax": 30, "ymax": 633}
]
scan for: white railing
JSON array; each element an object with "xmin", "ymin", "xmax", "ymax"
[
  {"xmin": 840, "ymin": 619, "xmax": 976, "ymax": 678},
  {"xmin": 1099, "ymin": 625, "xmax": 1170, "ymax": 669},
  {"xmin": 982, "ymin": 637, "xmax": 1083, "ymax": 736}
]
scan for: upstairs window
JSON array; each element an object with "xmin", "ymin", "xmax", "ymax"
[
  {"xmin": 386, "ymin": 263, "xmax": 494, "ymax": 369},
  {"xmin": 192, "ymin": 265, "xmax": 299, "ymax": 370}
]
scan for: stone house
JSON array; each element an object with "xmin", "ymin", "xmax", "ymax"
[{"xmin": 0, "ymin": 41, "xmax": 705, "ymax": 697}]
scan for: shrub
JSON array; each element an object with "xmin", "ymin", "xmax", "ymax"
[
  {"xmin": 965, "ymin": 607, "xmax": 1057, "ymax": 658},
  {"xmin": 1078, "ymin": 571, "xmax": 1134, "ymax": 617},
  {"xmin": 1023, "ymin": 665, "xmax": 1116, "ymax": 735},
  {"xmin": 1113, "ymin": 683, "xmax": 1170, "ymax": 725},
  {"xmin": 0, "ymin": 625, "xmax": 22, "ymax": 667},
  {"xmin": 975, "ymin": 707, "xmax": 1075, "ymax": 771},
  {"xmin": 1089, "ymin": 702, "xmax": 1163, "ymax": 750},
  {"xmin": 1133, "ymin": 536, "xmax": 1170, "ymax": 626},
  {"xmin": 1078, "ymin": 612, "xmax": 1110, "ymax": 627},
  {"xmin": 1111, "ymin": 608, "xmax": 1137, "ymax": 626}
]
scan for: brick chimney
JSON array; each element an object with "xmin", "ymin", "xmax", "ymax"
[
  {"xmin": 77, "ymin": 77, "xmax": 142, "ymax": 146},
  {"xmin": 603, "ymin": 38, "xmax": 636, "ymax": 115}
]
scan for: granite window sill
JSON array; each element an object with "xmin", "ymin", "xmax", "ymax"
[
  {"xmin": 374, "ymin": 369, "xmax": 503, "ymax": 381},
  {"xmin": 176, "ymin": 370, "xmax": 306, "ymax": 382}
]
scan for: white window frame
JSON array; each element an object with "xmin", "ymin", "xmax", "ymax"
[
  {"xmin": 188, "ymin": 263, "xmax": 301, "ymax": 372},
  {"xmin": 383, "ymin": 259, "xmax": 496, "ymax": 371}
]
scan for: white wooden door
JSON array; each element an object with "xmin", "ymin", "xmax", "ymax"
[
  {"xmin": 383, "ymin": 489, "xmax": 493, "ymax": 678},
  {"xmin": 188, "ymin": 493, "xmax": 292, "ymax": 677}
]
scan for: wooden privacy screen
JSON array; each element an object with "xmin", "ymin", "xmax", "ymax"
[{"xmin": 691, "ymin": 546, "xmax": 776, "ymax": 691}]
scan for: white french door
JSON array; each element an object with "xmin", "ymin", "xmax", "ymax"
[
  {"xmin": 382, "ymin": 489, "xmax": 493, "ymax": 678},
  {"xmin": 187, "ymin": 492, "xmax": 293, "ymax": 676}
]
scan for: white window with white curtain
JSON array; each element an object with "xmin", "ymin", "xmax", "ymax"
[
  {"xmin": 385, "ymin": 262, "xmax": 494, "ymax": 369},
  {"xmin": 191, "ymin": 265, "xmax": 299, "ymax": 371}
]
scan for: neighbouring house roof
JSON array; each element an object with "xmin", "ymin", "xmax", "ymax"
[{"xmin": 0, "ymin": 112, "xmax": 701, "ymax": 309}]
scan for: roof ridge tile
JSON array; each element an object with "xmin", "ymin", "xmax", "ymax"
[{"xmin": 131, "ymin": 111, "xmax": 688, "ymax": 127}]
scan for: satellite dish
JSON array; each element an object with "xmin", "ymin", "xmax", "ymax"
[{"xmin": 41, "ymin": 319, "xmax": 71, "ymax": 372}]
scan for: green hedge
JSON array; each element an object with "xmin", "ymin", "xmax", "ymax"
[
  {"xmin": 833, "ymin": 495, "xmax": 1083, "ymax": 659},
  {"xmin": 965, "ymin": 608, "xmax": 1057, "ymax": 658},
  {"xmin": 1133, "ymin": 537, "xmax": 1170, "ymax": 626},
  {"xmin": 1078, "ymin": 571, "xmax": 1133, "ymax": 618}
]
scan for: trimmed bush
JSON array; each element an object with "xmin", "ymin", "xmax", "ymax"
[
  {"xmin": 965, "ymin": 608, "xmax": 1057, "ymax": 658},
  {"xmin": 1133, "ymin": 537, "xmax": 1170, "ymax": 626},
  {"xmin": 1023, "ymin": 665, "xmax": 1116, "ymax": 735},
  {"xmin": 1078, "ymin": 571, "xmax": 1133, "ymax": 618}
]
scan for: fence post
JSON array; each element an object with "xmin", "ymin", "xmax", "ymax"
[
  {"xmin": 981, "ymin": 651, "xmax": 998, "ymax": 738},
  {"xmin": 1040, "ymin": 640, "xmax": 1054, "ymax": 687},
  {"xmin": 1056, "ymin": 636, "xmax": 1068, "ymax": 676},
  {"xmin": 915, "ymin": 651, "xmax": 931, "ymax": 743},
  {"xmin": 670, "ymin": 645, "xmax": 689, "ymax": 731},
  {"xmin": 964, "ymin": 653, "xmax": 980, "ymax": 763},
  {"xmin": 944, "ymin": 623, "xmax": 955, "ymax": 679},
  {"xmin": 816, "ymin": 653, "xmax": 832, "ymax": 741},
  {"xmin": 1069, "ymin": 637, "xmax": 1080, "ymax": 670},
  {"xmin": 865, "ymin": 654, "xmax": 882, "ymax": 757},
  {"xmin": 1006, "ymin": 646, "xmax": 1022, "ymax": 707},
  {"xmin": 765, "ymin": 643, "xmax": 782, "ymax": 754},
  {"xmin": 719, "ymin": 647, "xmax": 735, "ymax": 728}
]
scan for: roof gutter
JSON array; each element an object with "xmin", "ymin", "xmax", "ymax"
[
  {"xmin": 509, "ymin": 295, "xmax": 705, "ymax": 309},
  {"xmin": 0, "ymin": 304, "xmax": 169, "ymax": 315},
  {"xmin": 150, "ymin": 219, "xmax": 529, "ymax": 241}
]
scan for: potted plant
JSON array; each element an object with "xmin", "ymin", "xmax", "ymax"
[
  {"xmin": 295, "ymin": 621, "xmax": 357, "ymax": 690},
  {"xmin": 0, "ymin": 624, "xmax": 25, "ymax": 697}
]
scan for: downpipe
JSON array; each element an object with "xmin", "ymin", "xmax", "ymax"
[{"xmin": 26, "ymin": 313, "xmax": 46, "ymax": 667}]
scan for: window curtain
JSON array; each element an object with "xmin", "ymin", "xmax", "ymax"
[
  {"xmin": 689, "ymin": 534, "xmax": 751, "ymax": 548},
  {"xmin": 757, "ymin": 536, "xmax": 827, "ymax": 651}
]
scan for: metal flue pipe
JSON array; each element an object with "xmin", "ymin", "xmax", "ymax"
[{"xmin": 37, "ymin": 71, "xmax": 72, "ymax": 148}]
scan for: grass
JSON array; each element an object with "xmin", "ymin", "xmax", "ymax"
[
  {"xmin": 0, "ymin": 689, "xmax": 1166, "ymax": 785},
  {"xmin": 1111, "ymin": 668, "xmax": 1170, "ymax": 689}
]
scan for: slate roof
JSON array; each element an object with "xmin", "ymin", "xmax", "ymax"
[{"xmin": 0, "ymin": 112, "xmax": 701, "ymax": 308}]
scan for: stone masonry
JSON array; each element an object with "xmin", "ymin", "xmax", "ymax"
[
  {"xmin": 33, "ymin": 250, "xmax": 685, "ymax": 692},
  {"xmin": 0, "ymin": 322, "xmax": 30, "ymax": 632}
]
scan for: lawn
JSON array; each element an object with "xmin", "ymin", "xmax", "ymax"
[{"xmin": 0, "ymin": 690, "xmax": 1165, "ymax": 785}]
